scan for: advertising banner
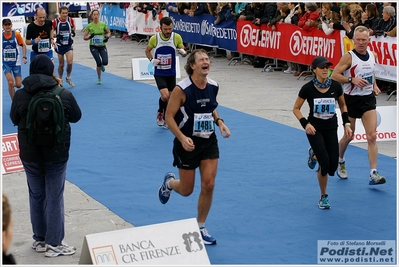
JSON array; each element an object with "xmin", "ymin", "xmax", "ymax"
[
  {"xmin": 2, "ymin": 2, "xmax": 47, "ymax": 17},
  {"xmin": 2, "ymin": 133, "xmax": 24, "ymax": 174},
  {"xmin": 236, "ymin": 21, "xmax": 342, "ymax": 67},
  {"xmin": 99, "ymin": 4, "xmax": 126, "ymax": 32},
  {"xmin": 59, "ymin": 2, "xmax": 87, "ymax": 11},
  {"xmin": 79, "ymin": 218, "xmax": 210, "ymax": 265},
  {"xmin": 169, "ymin": 13, "xmax": 237, "ymax": 51}
]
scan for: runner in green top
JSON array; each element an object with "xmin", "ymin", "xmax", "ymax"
[{"xmin": 83, "ymin": 9, "xmax": 111, "ymax": 84}]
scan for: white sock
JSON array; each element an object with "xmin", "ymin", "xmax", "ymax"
[
  {"xmin": 339, "ymin": 157, "xmax": 345, "ymax": 163},
  {"xmin": 370, "ymin": 169, "xmax": 377, "ymax": 175},
  {"xmin": 198, "ymin": 222, "xmax": 205, "ymax": 229}
]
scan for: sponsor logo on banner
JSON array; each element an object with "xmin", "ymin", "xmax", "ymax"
[
  {"xmin": 79, "ymin": 218, "xmax": 210, "ymax": 265},
  {"xmin": 2, "ymin": 133, "xmax": 24, "ymax": 174},
  {"xmin": 337, "ymin": 106, "xmax": 397, "ymax": 142},
  {"xmin": 317, "ymin": 240, "xmax": 396, "ymax": 264}
]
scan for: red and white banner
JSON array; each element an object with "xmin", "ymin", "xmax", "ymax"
[
  {"xmin": 337, "ymin": 106, "xmax": 397, "ymax": 143},
  {"xmin": 125, "ymin": 8, "xmax": 168, "ymax": 36},
  {"xmin": 2, "ymin": 133, "xmax": 24, "ymax": 174},
  {"xmin": 236, "ymin": 21, "xmax": 342, "ymax": 67}
]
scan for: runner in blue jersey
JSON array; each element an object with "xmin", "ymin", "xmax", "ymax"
[
  {"xmin": 2, "ymin": 18, "xmax": 28, "ymax": 100},
  {"xmin": 145, "ymin": 16, "xmax": 187, "ymax": 128},
  {"xmin": 53, "ymin": 6, "xmax": 75, "ymax": 87},
  {"xmin": 157, "ymin": 49, "xmax": 231, "ymax": 245}
]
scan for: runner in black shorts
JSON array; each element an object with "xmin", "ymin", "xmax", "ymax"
[
  {"xmin": 157, "ymin": 49, "xmax": 230, "ymax": 245},
  {"xmin": 145, "ymin": 17, "xmax": 186, "ymax": 128},
  {"xmin": 53, "ymin": 6, "xmax": 75, "ymax": 87},
  {"xmin": 331, "ymin": 25, "xmax": 385, "ymax": 185}
]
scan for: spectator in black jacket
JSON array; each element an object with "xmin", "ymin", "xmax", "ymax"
[
  {"xmin": 361, "ymin": 3, "xmax": 380, "ymax": 31},
  {"xmin": 10, "ymin": 54, "xmax": 81, "ymax": 258},
  {"xmin": 258, "ymin": 2, "xmax": 277, "ymax": 25},
  {"xmin": 371, "ymin": 5, "xmax": 396, "ymax": 37}
]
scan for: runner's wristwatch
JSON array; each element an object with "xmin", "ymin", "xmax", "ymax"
[{"xmin": 348, "ymin": 77, "xmax": 352, "ymax": 83}]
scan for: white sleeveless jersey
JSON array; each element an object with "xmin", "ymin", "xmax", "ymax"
[{"xmin": 342, "ymin": 50, "xmax": 375, "ymax": 96}]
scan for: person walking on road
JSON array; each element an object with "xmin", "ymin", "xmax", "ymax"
[
  {"xmin": 83, "ymin": 9, "xmax": 111, "ymax": 85},
  {"xmin": 331, "ymin": 25, "xmax": 385, "ymax": 185},
  {"xmin": 53, "ymin": 5, "xmax": 76, "ymax": 87},
  {"xmin": 157, "ymin": 49, "xmax": 230, "ymax": 245},
  {"xmin": 2, "ymin": 18, "xmax": 28, "ymax": 100},
  {"xmin": 145, "ymin": 16, "xmax": 186, "ymax": 128},
  {"xmin": 293, "ymin": 56, "xmax": 352, "ymax": 209}
]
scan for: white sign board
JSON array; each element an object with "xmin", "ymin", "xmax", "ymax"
[
  {"xmin": 79, "ymin": 218, "xmax": 210, "ymax": 265},
  {"xmin": 131, "ymin": 57, "xmax": 181, "ymax": 80},
  {"xmin": 337, "ymin": 106, "xmax": 397, "ymax": 143}
]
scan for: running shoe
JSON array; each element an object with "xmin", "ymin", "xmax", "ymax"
[
  {"xmin": 66, "ymin": 77, "xmax": 74, "ymax": 87},
  {"xmin": 158, "ymin": 172, "xmax": 175, "ymax": 204},
  {"xmin": 96, "ymin": 79, "xmax": 102, "ymax": 85},
  {"xmin": 45, "ymin": 242, "xmax": 76, "ymax": 257},
  {"xmin": 200, "ymin": 227, "xmax": 217, "ymax": 245},
  {"xmin": 163, "ymin": 122, "xmax": 169, "ymax": 129},
  {"xmin": 369, "ymin": 171, "xmax": 386, "ymax": 185},
  {"xmin": 318, "ymin": 194, "xmax": 331, "ymax": 209},
  {"xmin": 307, "ymin": 147, "xmax": 317, "ymax": 170},
  {"xmin": 337, "ymin": 162, "xmax": 348, "ymax": 179},
  {"xmin": 32, "ymin": 240, "xmax": 46, "ymax": 253},
  {"xmin": 156, "ymin": 111, "xmax": 164, "ymax": 126},
  {"xmin": 101, "ymin": 65, "xmax": 105, "ymax": 72}
]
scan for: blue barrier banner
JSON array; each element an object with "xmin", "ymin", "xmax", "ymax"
[
  {"xmin": 169, "ymin": 13, "xmax": 237, "ymax": 51},
  {"xmin": 2, "ymin": 2, "xmax": 47, "ymax": 17},
  {"xmin": 99, "ymin": 4, "xmax": 126, "ymax": 32},
  {"xmin": 59, "ymin": 2, "xmax": 87, "ymax": 11}
]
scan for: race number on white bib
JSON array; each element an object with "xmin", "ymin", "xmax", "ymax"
[{"xmin": 192, "ymin": 113, "xmax": 214, "ymax": 138}]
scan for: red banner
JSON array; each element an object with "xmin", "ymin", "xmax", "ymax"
[
  {"xmin": 236, "ymin": 21, "xmax": 342, "ymax": 67},
  {"xmin": 2, "ymin": 133, "xmax": 24, "ymax": 174}
]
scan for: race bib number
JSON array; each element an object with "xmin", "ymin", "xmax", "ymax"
[
  {"xmin": 313, "ymin": 98, "xmax": 336, "ymax": 120},
  {"xmin": 156, "ymin": 54, "xmax": 172, "ymax": 70},
  {"xmin": 60, "ymin": 33, "xmax": 69, "ymax": 45},
  {"xmin": 37, "ymin": 39, "xmax": 50, "ymax": 52},
  {"xmin": 192, "ymin": 113, "xmax": 214, "ymax": 138},
  {"xmin": 92, "ymin": 35, "xmax": 103, "ymax": 46},
  {"xmin": 3, "ymin": 48, "xmax": 17, "ymax": 61}
]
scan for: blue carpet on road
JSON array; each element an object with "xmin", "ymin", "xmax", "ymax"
[{"xmin": 2, "ymin": 58, "xmax": 396, "ymax": 265}]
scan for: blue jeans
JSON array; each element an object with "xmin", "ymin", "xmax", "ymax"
[{"xmin": 22, "ymin": 160, "xmax": 67, "ymax": 246}]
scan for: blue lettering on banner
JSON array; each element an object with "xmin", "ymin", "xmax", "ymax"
[
  {"xmin": 170, "ymin": 13, "xmax": 237, "ymax": 52},
  {"xmin": 3, "ymin": 2, "xmax": 47, "ymax": 17},
  {"xmin": 100, "ymin": 4, "xmax": 127, "ymax": 32}
]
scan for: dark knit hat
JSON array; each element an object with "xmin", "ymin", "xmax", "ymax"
[{"xmin": 29, "ymin": 55, "xmax": 54, "ymax": 76}]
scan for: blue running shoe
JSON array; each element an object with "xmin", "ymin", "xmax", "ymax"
[
  {"xmin": 158, "ymin": 172, "xmax": 175, "ymax": 204},
  {"xmin": 307, "ymin": 147, "xmax": 317, "ymax": 169},
  {"xmin": 200, "ymin": 227, "xmax": 217, "ymax": 245},
  {"xmin": 318, "ymin": 194, "xmax": 331, "ymax": 209},
  {"xmin": 101, "ymin": 65, "xmax": 105, "ymax": 72},
  {"xmin": 369, "ymin": 171, "xmax": 386, "ymax": 185}
]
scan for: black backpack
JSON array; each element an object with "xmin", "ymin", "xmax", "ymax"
[{"xmin": 26, "ymin": 86, "xmax": 65, "ymax": 147}]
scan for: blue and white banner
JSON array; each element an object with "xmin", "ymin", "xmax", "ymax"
[
  {"xmin": 99, "ymin": 4, "xmax": 126, "ymax": 32},
  {"xmin": 169, "ymin": 13, "xmax": 237, "ymax": 52},
  {"xmin": 2, "ymin": 2, "xmax": 47, "ymax": 17},
  {"xmin": 59, "ymin": 2, "xmax": 87, "ymax": 11}
]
